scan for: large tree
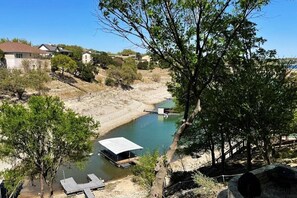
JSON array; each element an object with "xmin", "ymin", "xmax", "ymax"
[
  {"xmin": 51, "ymin": 54, "xmax": 77, "ymax": 76},
  {"xmin": 97, "ymin": 0, "xmax": 269, "ymax": 196},
  {"xmin": 58, "ymin": 44, "xmax": 83, "ymax": 62},
  {"xmin": 0, "ymin": 96, "xmax": 99, "ymax": 198}
]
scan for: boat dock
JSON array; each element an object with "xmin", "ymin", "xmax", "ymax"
[
  {"xmin": 98, "ymin": 137, "xmax": 143, "ymax": 168},
  {"xmin": 60, "ymin": 174, "xmax": 104, "ymax": 197}
]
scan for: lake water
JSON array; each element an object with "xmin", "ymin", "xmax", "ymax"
[{"xmin": 57, "ymin": 100, "xmax": 179, "ymax": 183}]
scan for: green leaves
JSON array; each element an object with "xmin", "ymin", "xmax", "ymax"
[
  {"xmin": 51, "ymin": 54, "xmax": 77, "ymax": 75},
  {"xmin": 0, "ymin": 95, "xmax": 99, "ymax": 195},
  {"xmin": 132, "ymin": 150, "xmax": 160, "ymax": 189}
]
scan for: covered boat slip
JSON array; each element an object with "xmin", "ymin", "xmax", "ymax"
[
  {"xmin": 99, "ymin": 137, "xmax": 143, "ymax": 167},
  {"xmin": 60, "ymin": 174, "xmax": 104, "ymax": 197}
]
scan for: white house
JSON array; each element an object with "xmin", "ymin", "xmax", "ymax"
[
  {"xmin": 0, "ymin": 42, "xmax": 47, "ymax": 69},
  {"xmin": 141, "ymin": 55, "xmax": 151, "ymax": 63},
  {"xmin": 38, "ymin": 44, "xmax": 71, "ymax": 57},
  {"xmin": 82, "ymin": 51, "xmax": 93, "ymax": 64}
]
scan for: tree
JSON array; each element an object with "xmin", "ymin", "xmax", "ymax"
[
  {"xmin": 106, "ymin": 57, "xmax": 140, "ymax": 87},
  {"xmin": 0, "ymin": 38, "xmax": 31, "ymax": 45},
  {"xmin": 137, "ymin": 61, "xmax": 149, "ymax": 70},
  {"xmin": 132, "ymin": 150, "xmax": 160, "ymax": 190},
  {"xmin": 92, "ymin": 52, "xmax": 113, "ymax": 68},
  {"xmin": 27, "ymin": 68, "xmax": 51, "ymax": 95},
  {"xmin": 0, "ymin": 96, "xmax": 99, "ymax": 198},
  {"xmin": 97, "ymin": 1, "xmax": 269, "ymax": 196},
  {"xmin": 220, "ymin": 50, "xmax": 297, "ymax": 166},
  {"xmin": 119, "ymin": 49, "xmax": 136, "ymax": 56},
  {"xmin": 58, "ymin": 44, "xmax": 83, "ymax": 62},
  {"xmin": 51, "ymin": 54, "xmax": 77, "ymax": 76},
  {"xmin": 76, "ymin": 62, "xmax": 99, "ymax": 82},
  {"xmin": 4, "ymin": 69, "xmax": 28, "ymax": 99},
  {"xmin": 0, "ymin": 49, "xmax": 6, "ymax": 68}
]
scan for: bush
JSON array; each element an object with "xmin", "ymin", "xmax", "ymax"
[
  {"xmin": 132, "ymin": 150, "xmax": 160, "ymax": 189},
  {"xmin": 106, "ymin": 58, "xmax": 139, "ymax": 87},
  {"xmin": 193, "ymin": 172, "xmax": 221, "ymax": 197},
  {"xmin": 151, "ymin": 73, "xmax": 161, "ymax": 82},
  {"xmin": 76, "ymin": 63, "xmax": 98, "ymax": 82},
  {"xmin": 105, "ymin": 77, "xmax": 117, "ymax": 86},
  {"xmin": 137, "ymin": 61, "xmax": 149, "ymax": 70}
]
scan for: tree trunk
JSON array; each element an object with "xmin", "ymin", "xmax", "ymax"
[
  {"xmin": 39, "ymin": 173, "xmax": 44, "ymax": 198},
  {"xmin": 49, "ymin": 179, "xmax": 54, "ymax": 198},
  {"xmin": 220, "ymin": 130, "xmax": 225, "ymax": 174},
  {"xmin": 210, "ymin": 138, "xmax": 216, "ymax": 167},
  {"xmin": 278, "ymin": 135, "xmax": 282, "ymax": 148},
  {"xmin": 150, "ymin": 99, "xmax": 201, "ymax": 198},
  {"xmin": 183, "ymin": 80, "xmax": 193, "ymax": 120},
  {"xmin": 263, "ymin": 138, "xmax": 271, "ymax": 165},
  {"xmin": 228, "ymin": 138, "xmax": 233, "ymax": 158},
  {"xmin": 246, "ymin": 139, "xmax": 252, "ymax": 171}
]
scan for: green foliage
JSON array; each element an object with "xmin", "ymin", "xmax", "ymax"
[
  {"xmin": 26, "ymin": 68, "xmax": 51, "ymax": 94},
  {"xmin": 193, "ymin": 172, "xmax": 221, "ymax": 196},
  {"xmin": 137, "ymin": 61, "xmax": 149, "ymax": 70},
  {"xmin": 136, "ymin": 52, "xmax": 142, "ymax": 61},
  {"xmin": 21, "ymin": 59, "xmax": 31, "ymax": 72},
  {"xmin": 106, "ymin": 58, "xmax": 140, "ymax": 86},
  {"xmin": 0, "ymin": 96, "xmax": 99, "ymax": 195},
  {"xmin": 0, "ymin": 167, "xmax": 24, "ymax": 197},
  {"xmin": 77, "ymin": 62, "xmax": 98, "ymax": 82},
  {"xmin": 112, "ymin": 57, "xmax": 124, "ymax": 67},
  {"xmin": 276, "ymin": 147, "xmax": 297, "ymax": 159},
  {"xmin": 92, "ymin": 52, "xmax": 113, "ymax": 68},
  {"xmin": 0, "ymin": 68, "xmax": 51, "ymax": 98},
  {"xmin": 132, "ymin": 150, "xmax": 159, "ymax": 189},
  {"xmin": 58, "ymin": 44, "xmax": 83, "ymax": 62},
  {"xmin": 0, "ymin": 38, "xmax": 31, "ymax": 45},
  {"xmin": 0, "ymin": 49, "xmax": 4, "ymax": 59},
  {"xmin": 51, "ymin": 54, "xmax": 77, "ymax": 75},
  {"xmin": 0, "ymin": 49, "xmax": 6, "ymax": 68},
  {"xmin": 105, "ymin": 76, "xmax": 117, "ymax": 86},
  {"xmin": 119, "ymin": 49, "xmax": 136, "ymax": 56},
  {"xmin": 3, "ymin": 69, "xmax": 27, "ymax": 99}
]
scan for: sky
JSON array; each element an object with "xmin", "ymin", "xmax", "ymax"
[{"xmin": 0, "ymin": 0, "xmax": 296, "ymax": 57}]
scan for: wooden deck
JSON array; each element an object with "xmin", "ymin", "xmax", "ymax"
[
  {"xmin": 100, "ymin": 150, "xmax": 140, "ymax": 168},
  {"xmin": 116, "ymin": 156, "xmax": 140, "ymax": 165}
]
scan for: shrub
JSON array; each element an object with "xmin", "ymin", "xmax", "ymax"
[
  {"xmin": 151, "ymin": 73, "xmax": 161, "ymax": 82},
  {"xmin": 106, "ymin": 58, "xmax": 139, "ymax": 87},
  {"xmin": 193, "ymin": 172, "xmax": 221, "ymax": 197},
  {"xmin": 105, "ymin": 77, "xmax": 117, "ymax": 86},
  {"xmin": 132, "ymin": 150, "xmax": 160, "ymax": 189},
  {"xmin": 76, "ymin": 63, "xmax": 98, "ymax": 82},
  {"xmin": 137, "ymin": 61, "xmax": 149, "ymax": 70},
  {"xmin": 21, "ymin": 59, "xmax": 31, "ymax": 72}
]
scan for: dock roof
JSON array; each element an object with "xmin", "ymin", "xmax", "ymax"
[{"xmin": 99, "ymin": 137, "xmax": 143, "ymax": 155}]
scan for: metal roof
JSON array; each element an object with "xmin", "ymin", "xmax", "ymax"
[{"xmin": 99, "ymin": 137, "xmax": 143, "ymax": 155}]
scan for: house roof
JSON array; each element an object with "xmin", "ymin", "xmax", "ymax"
[
  {"xmin": 99, "ymin": 137, "xmax": 143, "ymax": 155},
  {"xmin": 39, "ymin": 44, "xmax": 72, "ymax": 53},
  {"xmin": 0, "ymin": 42, "xmax": 45, "ymax": 54},
  {"xmin": 40, "ymin": 44, "xmax": 58, "ymax": 52}
]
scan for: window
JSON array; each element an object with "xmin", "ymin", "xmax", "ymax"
[
  {"xmin": 16, "ymin": 53, "xmax": 23, "ymax": 58},
  {"xmin": 85, "ymin": 55, "xmax": 88, "ymax": 60}
]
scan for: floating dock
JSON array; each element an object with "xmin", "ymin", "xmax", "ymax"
[
  {"xmin": 60, "ymin": 174, "xmax": 105, "ymax": 197},
  {"xmin": 98, "ymin": 137, "xmax": 143, "ymax": 168}
]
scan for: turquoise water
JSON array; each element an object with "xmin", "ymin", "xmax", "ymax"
[{"xmin": 57, "ymin": 100, "xmax": 179, "ymax": 183}]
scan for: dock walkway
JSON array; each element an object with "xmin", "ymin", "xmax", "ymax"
[{"xmin": 60, "ymin": 174, "xmax": 105, "ymax": 197}]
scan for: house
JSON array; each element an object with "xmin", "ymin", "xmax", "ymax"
[
  {"xmin": 0, "ymin": 42, "xmax": 48, "ymax": 69},
  {"xmin": 38, "ymin": 44, "xmax": 71, "ymax": 57},
  {"xmin": 82, "ymin": 51, "xmax": 93, "ymax": 64},
  {"xmin": 141, "ymin": 55, "xmax": 151, "ymax": 63}
]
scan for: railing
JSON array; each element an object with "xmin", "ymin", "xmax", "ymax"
[{"xmin": 215, "ymin": 141, "xmax": 245, "ymax": 164}]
